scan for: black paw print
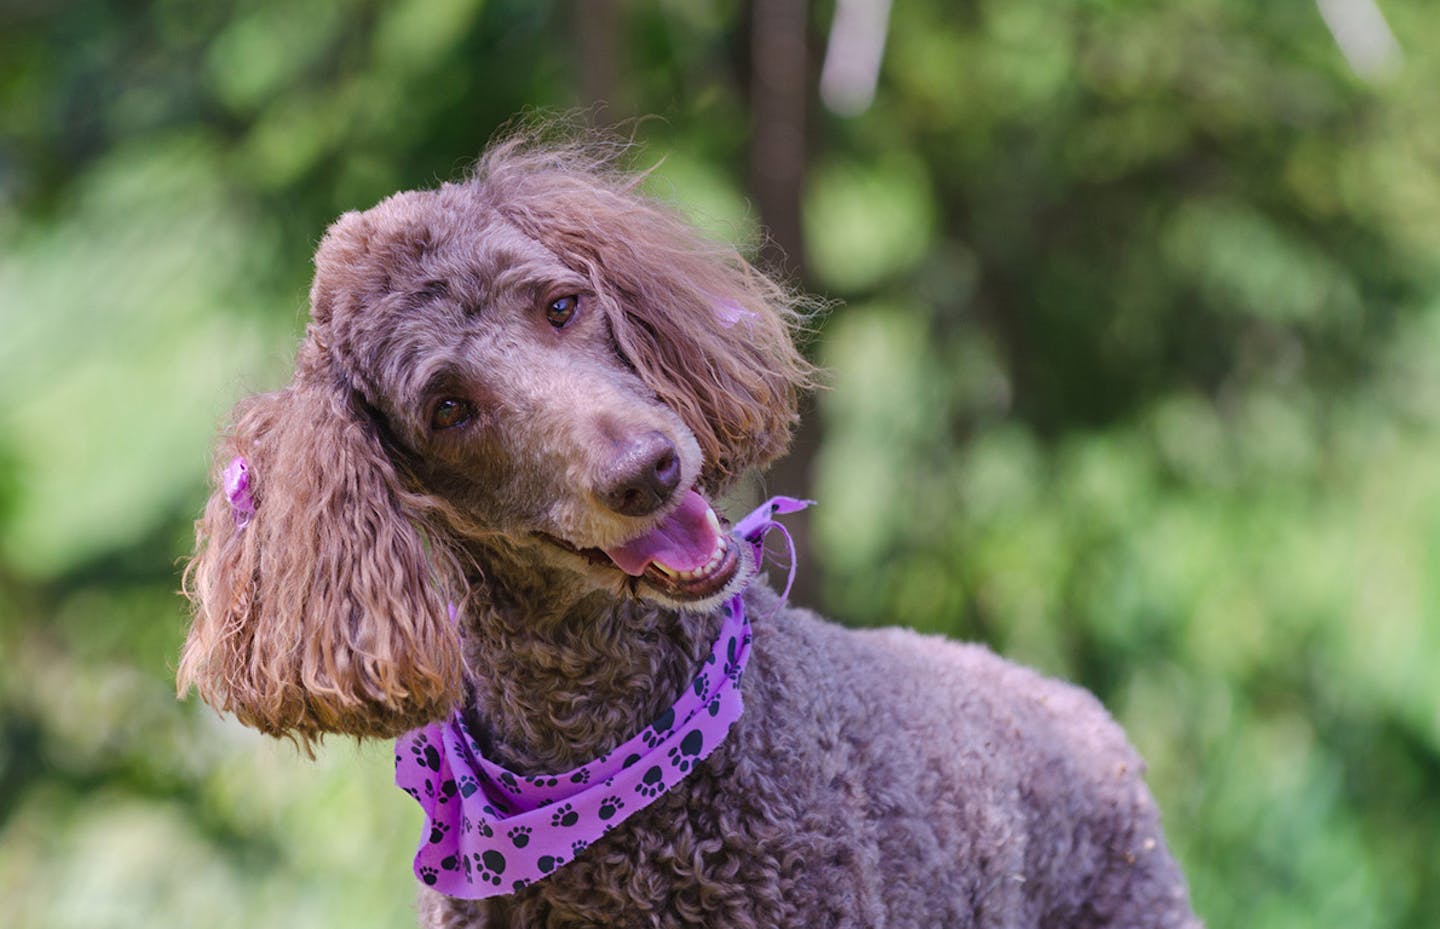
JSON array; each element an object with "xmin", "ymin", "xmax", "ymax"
[
  {"xmin": 428, "ymin": 820, "xmax": 450, "ymax": 844},
  {"xmin": 419, "ymin": 866, "xmax": 438, "ymax": 886},
  {"xmin": 411, "ymin": 735, "xmax": 441, "ymax": 772},
  {"xmin": 707, "ymin": 697, "xmax": 722, "ymax": 718},
  {"xmin": 550, "ymin": 802, "xmax": 579, "ymax": 828},
  {"xmin": 508, "ymin": 825, "xmax": 532, "ymax": 848},
  {"xmin": 642, "ymin": 707, "xmax": 676, "ymax": 747},
  {"xmin": 473, "ymin": 850, "xmax": 506, "ymax": 886},
  {"xmin": 634, "ymin": 765, "xmax": 666, "ymax": 798},
  {"xmin": 439, "ymin": 779, "xmax": 458, "ymax": 802},
  {"xmin": 475, "ymin": 817, "xmax": 493, "ymax": 838},
  {"xmin": 457, "ymin": 774, "xmax": 479, "ymax": 798},
  {"xmin": 512, "ymin": 878, "xmax": 531, "ymax": 892},
  {"xmin": 723, "ymin": 635, "xmax": 742, "ymax": 680},
  {"xmin": 440, "ymin": 854, "xmax": 461, "ymax": 873},
  {"xmin": 570, "ymin": 767, "xmax": 591, "ymax": 784},
  {"xmin": 571, "ymin": 839, "xmax": 588, "ymax": 856},
  {"xmin": 692, "ymin": 672, "xmax": 709, "ymax": 698},
  {"xmin": 524, "ymin": 773, "xmax": 559, "ymax": 788},
  {"xmin": 667, "ymin": 729, "xmax": 705, "ymax": 773},
  {"xmin": 621, "ymin": 752, "xmax": 642, "ymax": 769},
  {"xmin": 498, "ymin": 772, "xmax": 523, "ymax": 795},
  {"xmin": 402, "ymin": 786, "xmax": 421, "ymax": 801},
  {"xmin": 597, "ymin": 795, "xmax": 625, "ymax": 820},
  {"xmin": 536, "ymin": 854, "xmax": 566, "ymax": 874}
]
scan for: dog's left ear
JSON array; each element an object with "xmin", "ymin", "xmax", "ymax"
[{"xmin": 491, "ymin": 148, "xmax": 818, "ymax": 491}]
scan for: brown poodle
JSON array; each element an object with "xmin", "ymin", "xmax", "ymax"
[{"xmin": 178, "ymin": 133, "xmax": 1201, "ymax": 928}]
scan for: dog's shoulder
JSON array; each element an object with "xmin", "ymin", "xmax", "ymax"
[
  {"xmin": 743, "ymin": 585, "xmax": 1159, "ymax": 833},
  {"xmin": 739, "ymin": 589, "xmax": 1194, "ymax": 925},
  {"xmin": 744, "ymin": 582, "xmax": 1137, "ymax": 772}
]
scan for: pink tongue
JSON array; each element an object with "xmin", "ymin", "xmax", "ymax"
[{"xmin": 602, "ymin": 490, "xmax": 719, "ymax": 576}]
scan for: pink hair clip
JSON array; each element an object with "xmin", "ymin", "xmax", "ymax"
[
  {"xmin": 713, "ymin": 299, "xmax": 758, "ymax": 329},
  {"xmin": 223, "ymin": 457, "xmax": 255, "ymax": 529}
]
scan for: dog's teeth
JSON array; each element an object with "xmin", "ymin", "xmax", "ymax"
[
  {"xmin": 705, "ymin": 506, "xmax": 721, "ymax": 533},
  {"xmin": 652, "ymin": 563, "xmax": 679, "ymax": 578}
]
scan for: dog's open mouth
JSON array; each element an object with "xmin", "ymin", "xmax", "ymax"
[{"xmin": 543, "ymin": 490, "xmax": 742, "ymax": 602}]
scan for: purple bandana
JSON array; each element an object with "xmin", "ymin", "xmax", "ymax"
[{"xmin": 393, "ymin": 496, "xmax": 811, "ymax": 899}]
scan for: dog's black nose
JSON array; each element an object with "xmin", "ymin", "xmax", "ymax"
[{"xmin": 599, "ymin": 432, "xmax": 682, "ymax": 517}]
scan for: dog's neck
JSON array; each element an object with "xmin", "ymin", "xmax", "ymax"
[{"xmin": 456, "ymin": 551, "xmax": 725, "ymax": 774}]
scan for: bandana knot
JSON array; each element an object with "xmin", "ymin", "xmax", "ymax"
[{"xmin": 394, "ymin": 496, "xmax": 811, "ymax": 899}]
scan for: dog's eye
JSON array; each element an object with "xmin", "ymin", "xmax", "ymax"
[
  {"xmin": 545, "ymin": 294, "xmax": 579, "ymax": 328},
  {"xmin": 430, "ymin": 398, "xmax": 474, "ymax": 431}
]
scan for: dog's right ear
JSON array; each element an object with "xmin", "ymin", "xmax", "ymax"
[{"xmin": 178, "ymin": 381, "xmax": 465, "ymax": 748}]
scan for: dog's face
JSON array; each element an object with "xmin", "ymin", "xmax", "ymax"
[
  {"xmin": 177, "ymin": 139, "xmax": 814, "ymax": 744},
  {"xmin": 318, "ymin": 189, "xmax": 743, "ymax": 608}
]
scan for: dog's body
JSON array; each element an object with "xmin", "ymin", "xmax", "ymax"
[{"xmin": 179, "ymin": 135, "xmax": 1199, "ymax": 928}]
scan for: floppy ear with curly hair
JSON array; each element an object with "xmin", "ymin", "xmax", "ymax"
[
  {"xmin": 477, "ymin": 139, "xmax": 819, "ymax": 493},
  {"xmin": 178, "ymin": 374, "xmax": 465, "ymax": 749}
]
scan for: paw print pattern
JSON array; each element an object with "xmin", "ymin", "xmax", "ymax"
[
  {"xmin": 512, "ymin": 878, "xmax": 531, "ymax": 892},
  {"xmin": 642, "ymin": 707, "xmax": 676, "ymax": 747},
  {"xmin": 439, "ymin": 779, "xmax": 458, "ymax": 802},
  {"xmin": 597, "ymin": 795, "xmax": 625, "ymax": 820},
  {"xmin": 508, "ymin": 825, "xmax": 532, "ymax": 848},
  {"xmin": 428, "ymin": 820, "xmax": 450, "ymax": 844},
  {"xmin": 473, "ymin": 850, "xmax": 507, "ymax": 886},
  {"xmin": 667, "ymin": 729, "xmax": 705, "ymax": 774},
  {"xmin": 410, "ymin": 735, "xmax": 441, "ymax": 772},
  {"xmin": 570, "ymin": 767, "xmax": 591, "ymax": 785},
  {"xmin": 635, "ymin": 765, "xmax": 666, "ymax": 798},
  {"xmin": 571, "ymin": 839, "xmax": 589, "ymax": 856},
  {"xmin": 475, "ymin": 817, "xmax": 493, "ymax": 838},
  {"xmin": 498, "ymin": 772, "xmax": 523, "ymax": 795},
  {"xmin": 536, "ymin": 854, "xmax": 566, "ymax": 874},
  {"xmin": 692, "ymin": 672, "xmax": 709, "ymax": 698},
  {"xmin": 549, "ymin": 803, "xmax": 579, "ymax": 828},
  {"xmin": 524, "ymin": 774, "xmax": 559, "ymax": 788},
  {"xmin": 723, "ymin": 634, "xmax": 742, "ymax": 681},
  {"xmin": 457, "ymin": 774, "xmax": 479, "ymax": 798},
  {"xmin": 420, "ymin": 866, "xmax": 438, "ymax": 886}
]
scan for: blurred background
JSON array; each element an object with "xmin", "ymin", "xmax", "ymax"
[{"xmin": 3, "ymin": 0, "xmax": 1439, "ymax": 925}]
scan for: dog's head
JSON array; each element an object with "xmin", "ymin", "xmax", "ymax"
[{"xmin": 178, "ymin": 136, "xmax": 815, "ymax": 745}]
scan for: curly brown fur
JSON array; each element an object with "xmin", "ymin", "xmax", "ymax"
[{"xmin": 179, "ymin": 129, "xmax": 1199, "ymax": 927}]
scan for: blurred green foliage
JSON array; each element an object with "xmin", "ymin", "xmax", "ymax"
[{"xmin": 3, "ymin": 1, "xmax": 1440, "ymax": 926}]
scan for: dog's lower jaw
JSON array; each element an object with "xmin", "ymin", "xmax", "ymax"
[{"xmin": 635, "ymin": 537, "xmax": 755, "ymax": 613}]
